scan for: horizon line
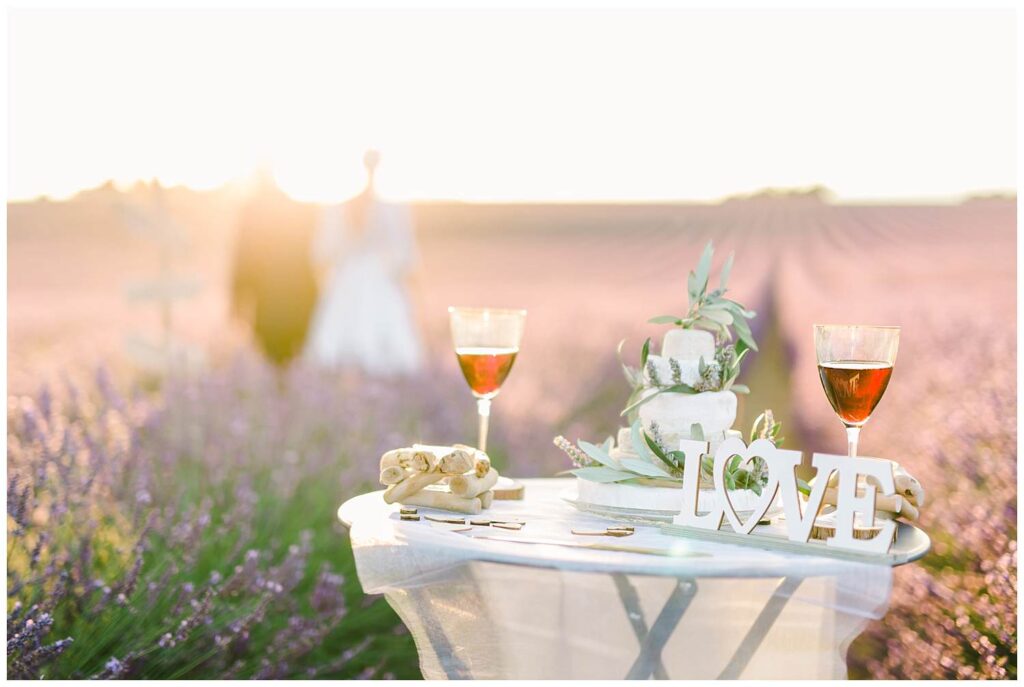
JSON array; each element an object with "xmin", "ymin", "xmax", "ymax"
[{"xmin": 6, "ymin": 177, "xmax": 1017, "ymax": 207}]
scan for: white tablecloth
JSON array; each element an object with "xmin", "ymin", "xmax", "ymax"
[{"xmin": 339, "ymin": 478, "xmax": 893, "ymax": 679}]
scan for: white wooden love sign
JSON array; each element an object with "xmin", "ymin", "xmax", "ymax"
[{"xmin": 672, "ymin": 437, "xmax": 897, "ymax": 555}]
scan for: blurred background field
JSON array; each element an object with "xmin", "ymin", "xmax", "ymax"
[{"xmin": 7, "ymin": 187, "xmax": 1016, "ymax": 678}]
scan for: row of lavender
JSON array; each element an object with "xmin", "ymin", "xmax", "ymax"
[
  {"xmin": 776, "ymin": 206, "xmax": 1016, "ymax": 678},
  {"xmin": 7, "ymin": 360, "xmax": 469, "ymax": 678},
  {"xmin": 8, "ymin": 310, "xmax": 1014, "ymax": 679}
]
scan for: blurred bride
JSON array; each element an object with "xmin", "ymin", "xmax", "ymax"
[{"xmin": 304, "ymin": 150, "xmax": 423, "ymax": 375}]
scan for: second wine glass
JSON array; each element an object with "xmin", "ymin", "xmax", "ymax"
[{"xmin": 814, "ymin": 324, "xmax": 899, "ymax": 458}]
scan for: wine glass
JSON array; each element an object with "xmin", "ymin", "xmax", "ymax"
[
  {"xmin": 814, "ymin": 324, "xmax": 899, "ymax": 457},
  {"xmin": 448, "ymin": 306, "xmax": 527, "ymax": 452}
]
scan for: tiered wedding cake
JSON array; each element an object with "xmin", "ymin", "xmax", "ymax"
[
  {"xmin": 636, "ymin": 327, "xmax": 740, "ymax": 453},
  {"xmin": 556, "ymin": 242, "xmax": 782, "ymax": 519}
]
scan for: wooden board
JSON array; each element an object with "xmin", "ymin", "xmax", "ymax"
[
  {"xmin": 659, "ymin": 521, "xmax": 930, "ymax": 567},
  {"xmin": 493, "ymin": 478, "xmax": 525, "ymax": 500}
]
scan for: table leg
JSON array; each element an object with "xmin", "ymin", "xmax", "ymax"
[
  {"xmin": 612, "ymin": 574, "xmax": 670, "ymax": 680},
  {"xmin": 393, "ymin": 582, "xmax": 479, "ymax": 679},
  {"xmin": 716, "ymin": 576, "xmax": 804, "ymax": 680},
  {"xmin": 623, "ymin": 578, "xmax": 698, "ymax": 680}
]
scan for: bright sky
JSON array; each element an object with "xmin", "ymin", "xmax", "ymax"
[{"xmin": 7, "ymin": 9, "xmax": 1017, "ymax": 203}]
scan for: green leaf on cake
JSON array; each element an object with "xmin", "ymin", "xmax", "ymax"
[
  {"xmin": 623, "ymin": 386, "xmax": 645, "ymax": 423},
  {"xmin": 640, "ymin": 431, "xmax": 664, "ymax": 460},
  {"xmin": 570, "ymin": 466, "xmax": 636, "ymax": 483},
  {"xmin": 749, "ymin": 411, "xmax": 767, "ymax": 443},
  {"xmin": 647, "ymin": 438, "xmax": 680, "ymax": 472},
  {"xmin": 620, "ymin": 383, "xmax": 698, "ymax": 416},
  {"xmin": 700, "ymin": 455, "xmax": 715, "ymax": 479},
  {"xmin": 734, "ymin": 344, "xmax": 751, "ymax": 366},
  {"xmin": 701, "ymin": 308, "xmax": 734, "ymax": 326},
  {"xmin": 729, "ymin": 305, "xmax": 756, "ymax": 324},
  {"xmin": 750, "ymin": 409, "xmax": 784, "ymax": 447},
  {"xmin": 577, "ymin": 439, "xmax": 620, "ymax": 470},
  {"xmin": 667, "ymin": 450, "xmax": 688, "ymax": 468},
  {"xmin": 731, "ymin": 316, "xmax": 758, "ymax": 351},
  {"xmin": 733, "ymin": 338, "xmax": 751, "ymax": 364},
  {"xmin": 617, "ymin": 338, "xmax": 642, "ymax": 388},
  {"xmin": 648, "ymin": 315, "xmax": 682, "ymax": 325},
  {"xmin": 692, "ymin": 317, "xmax": 720, "ymax": 335},
  {"xmin": 731, "ymin": 384, "xmax": 750, "ymax": 394},
  {"xmin": 738, "ymin": 330, "xmax": 758, "ymax": 352},
  {"xmin": 724, "ymin": 300, "xmax": 756, "ymax": 320},
  {"xmin": 618, "ymin": 457, "xmax": 674, "ymax": 478},
  {"xmin": 630, "ymin": 421, "xmax": 655, "ymax": 460},
  {"xmin": 640, "ymin": 337, "xmax": 651, "ymax": 368},
  {"xmin": 694, "ymin": 241, "xmax": 714, "ymax": 297},
  {"xmin": 633, "ymin": 422, "xmax": 680, "ymax": 473},
  {"xmin": 689, "ymin": 423, "xmax": 705, "ymax": 441},
  {"xmin": 720, "ymin": 251, "xmax": 734, "ymax": 290}
]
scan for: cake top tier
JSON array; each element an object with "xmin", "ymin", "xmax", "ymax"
[{"xmin": 661, "ymin": 328, "xmax": 715, "ymax": 362}]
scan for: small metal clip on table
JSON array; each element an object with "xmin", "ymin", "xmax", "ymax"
[{"xmin": 338, "ymin": 478, "xmax": 928, "ymax": 680}]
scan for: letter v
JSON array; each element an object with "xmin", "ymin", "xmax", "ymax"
[{"xmin": 774, "ymin": 452, "xmax": 836, "ymax": 543}]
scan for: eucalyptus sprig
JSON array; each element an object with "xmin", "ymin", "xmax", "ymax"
[
  {"xmin": 648, "ymin": 241, "xmax": 758, "ymax": 351},
  {"xmin": 714, "ymin": 342, "xmax": 751, "ymax": 395},
  {"xmin": 617, "ymin": 337, "xmax": 651, "ymax": 423},
  {"xmin": 749, "ymin": 409, "xmax": 784, "ymax": 446},
  {"xmin": 556, "ymin": 411, "xmax": 810, "ymax": 499}
]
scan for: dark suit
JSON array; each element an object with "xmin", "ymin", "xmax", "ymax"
[{"xmin": 230, "ymin": 189, "xmax": 318, "ymax": 366}]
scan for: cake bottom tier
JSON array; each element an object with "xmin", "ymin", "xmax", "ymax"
[{"xmin": 573, "ymin": 478, "xmax": 778, "ymax": 518}]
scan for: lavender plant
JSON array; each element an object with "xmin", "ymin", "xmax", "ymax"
[
  {"xmin": 839, "ymin": 327, "xmax": 1017, "ymax": 679},
  {"xmin": 7, "ymin": 357, "xmax": 466, "ymax": 679}
]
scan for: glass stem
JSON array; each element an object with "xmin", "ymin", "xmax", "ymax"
[
  {"xmin": 846, "ymin": 425, "xmax": 861, "ymax": 458},
  {"xmin": 477, "ymin": 398, "xmax": 492, "ymax": 452}
]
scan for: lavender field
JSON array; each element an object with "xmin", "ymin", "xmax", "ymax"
[{"xmin": 7, "ymin": 188, "xmax": 1017, "ymax": 678}]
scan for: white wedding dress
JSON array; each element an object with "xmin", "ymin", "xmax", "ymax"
[{"xmin": 304, "ymin": 197, "xmax": 423, "ymax": 375}]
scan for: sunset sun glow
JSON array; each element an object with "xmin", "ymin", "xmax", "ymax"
[{"xmin": 8, "ymin": 9, "xmax": 1016, "ymax": 203}]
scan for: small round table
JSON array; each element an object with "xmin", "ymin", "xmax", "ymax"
[{"xmin": 339, "ymin": 478, "xmax": 927, "ymax": 680}]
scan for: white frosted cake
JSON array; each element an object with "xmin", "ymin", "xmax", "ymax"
[
  {"xmin": 639, "ymin": 328, "xmax": 736, "ymax": 449},
  {"xmin": 555, "ymin": 241, "xmax": 780, "ymax": 521}
]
